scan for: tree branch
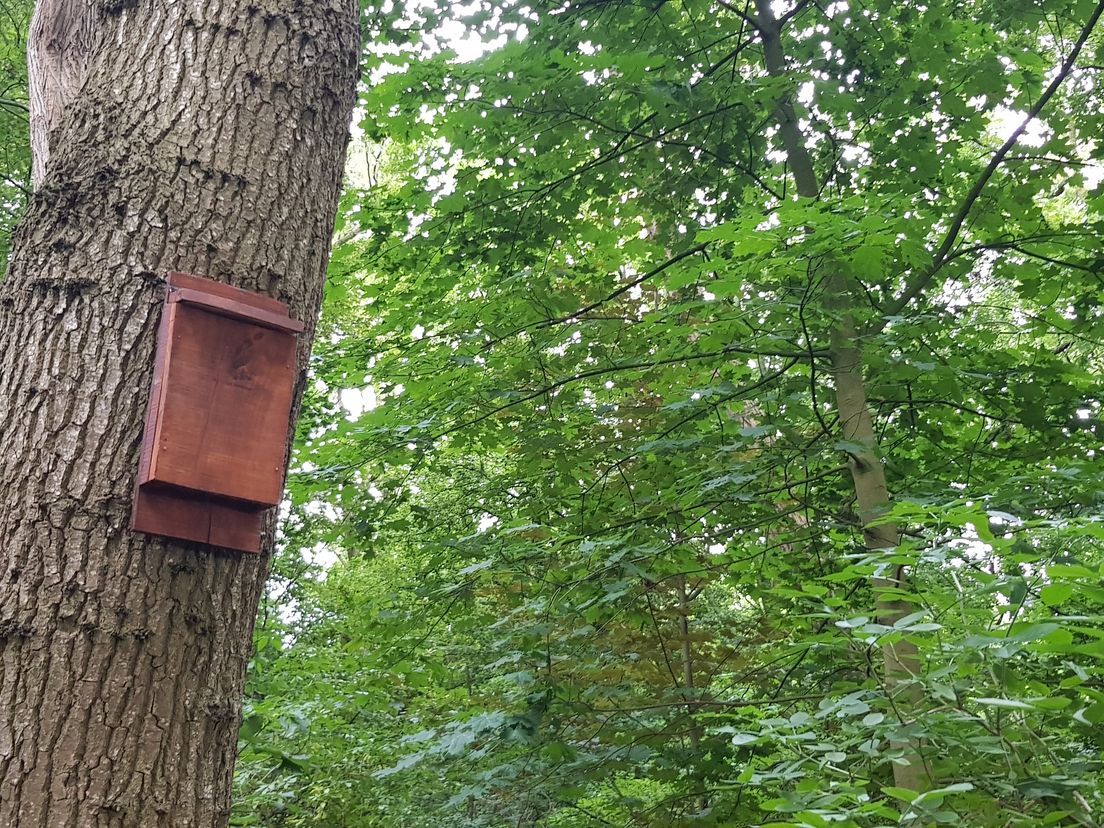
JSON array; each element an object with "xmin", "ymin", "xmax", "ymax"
[
  {"xmin": 879, "ymin": 0, "xmax": 1104, "ymax": 324},
  {"xmin": 715, "ymin": 0, "xmax": 762, "ymax": 31},
  {"xmin": 483, "ymin": 242, "xmax": 710, "ymax": 348}
]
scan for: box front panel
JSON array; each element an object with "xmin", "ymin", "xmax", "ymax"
[{"xmin": 145, "ymin": 304, "xmax": 298, "ymax": 506}]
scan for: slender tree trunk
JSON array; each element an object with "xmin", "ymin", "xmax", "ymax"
[
  {"xmin": 675, "ymin": 576, "xmax": 710, "ymax": 812},
  {"xmin": 753, "ymin": 0, "xmax": 930, "ymax": 792},
  {"xmin": 675, "ymin": 575, "xmax": 699, "ymax": 747},
  {"xmin": 827, "ymin": 302, "xmax": 928, "ymax": 788},
  {"xmin": 0, "ymin": 1, "xmax": 358, "ymax": 824}
]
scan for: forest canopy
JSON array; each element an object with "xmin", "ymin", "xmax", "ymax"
[{"xmin": 4, "ymin": 0, "xmax": 1104, "ymax": 825}]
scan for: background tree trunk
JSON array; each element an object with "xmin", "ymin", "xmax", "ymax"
[
  {"xmin": 27, "ymin": 0, "xmax": 96, "ymax": 187},
  {"xmin": 0, "ymin": 1, "xmax": 358, "ymax": 824},
  {"xmin": 754, "ymin": 0, "xmax": 930, "ymax": 793}
]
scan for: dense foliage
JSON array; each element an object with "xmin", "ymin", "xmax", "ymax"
[{"xmin": 229, "ymin": 0, "xmax": 1104, "ymax": 825}]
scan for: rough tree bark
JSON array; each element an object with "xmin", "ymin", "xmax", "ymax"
[
  {"xmin": 0, "ymin": 1, "xmax": 359, "ymax": 824},
  {"xmin": 27, "ymin": 0, "xmax": 96, "ymax": 186},
  {"xmin": 753, "ymin": 0, "xmax": 931, "ymax": 793}
]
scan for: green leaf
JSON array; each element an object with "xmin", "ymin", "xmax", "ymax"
[
  {"xmin": 1041, "ymin": 583, "xmax": 1074, "ymax": 606},
  {"xmin": 882, "ymin": 786, "xmax": 918, "ymax": 803},
  {"xmin": 974, "ymin": 697, "xmax": 1035, "ymax": 710}
]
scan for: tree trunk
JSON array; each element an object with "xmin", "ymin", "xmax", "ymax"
[
  {"xmin": 0, "ymin": 1, "xmax": 358, "ymax": 824},
  {"xmin": 826, "ymin": 297, "xmax": 929, "ymax": 790},
  {"xmin": 27, "ymin": 0, "xmax": 95, "ymax": 187},
  {"xmin": 753, "ymin": 0, "xmax": 930, "ymax": 792},
  {"xmin": 675, "ymin": 575, "xmax": 700, "ymax": 748}
]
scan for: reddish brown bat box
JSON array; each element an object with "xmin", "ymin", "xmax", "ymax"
[{"xmin": 131, "ymin": 272, "xmax": 304, "ymax": 553}]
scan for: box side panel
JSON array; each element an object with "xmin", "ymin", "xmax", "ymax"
[{"xmin": 138, "ymin": 301, "xmax": 178, "ymax": 486}]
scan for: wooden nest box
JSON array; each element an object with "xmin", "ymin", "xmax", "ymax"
[{"xmin": 131, "ymin": 272, "xmax": 304, "ymax": 553}]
